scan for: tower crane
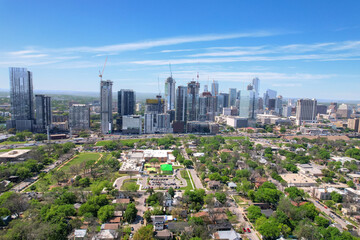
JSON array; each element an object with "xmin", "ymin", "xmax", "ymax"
[{"xmin": 99, "ymin": 56, "xmax": 108, "ymax": 81}]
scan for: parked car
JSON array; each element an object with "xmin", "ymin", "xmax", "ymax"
[{"xmin": 247, "ymin": 228, "xmax": 251, "ymax": 233}]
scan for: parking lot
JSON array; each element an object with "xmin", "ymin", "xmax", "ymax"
[{"xmin": 146, "ymin": 175, "xmax": 183, "ymax": 189}]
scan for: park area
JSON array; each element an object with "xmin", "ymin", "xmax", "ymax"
[
  {"xmin": 121, "ymin": 179, "xmax": 139, "ymax": 191},
  {"xmin": 25, "ymin": 152, "xmax": 104, "ymax": 192}
]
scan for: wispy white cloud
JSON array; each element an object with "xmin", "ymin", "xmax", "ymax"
[
  {"xmin": 0, "ymin": 31, "xmax": 283, "ymax": 67},
  {"xmin": 169, "ymin": 70, "xmax": 334, "ymax": 84},
  {"xmin": 44, "ymin": 31, "xmax": 281, "ymax": 54},
  {"xmin": 161, "ymin": 49, "xmax": 194, "ymax": 53},
  {"xmin": 132, "ymin": 40, "xmax": 360, "ymax": 65}
]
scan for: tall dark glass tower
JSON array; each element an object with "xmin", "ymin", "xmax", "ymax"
[{"xmin": 7, "ymin": 67, "xmax": 35, "ymax": 131}]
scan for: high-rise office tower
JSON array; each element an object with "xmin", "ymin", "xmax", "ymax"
[
  {"xmin": 35, "ymin": 95, "xmax": 52, "ymax": 133},
  {"xmin": 7, "ymin": 67, "xmax": 35, "ymax": 131},
  {"xmin": 100, "ymin": 80, "xmax": 113, "ymax": 134},
  {"xmin": 203, "ymin": 85, "xmax": 208, "ymax": 93},
  {"xmin": 187, "ymin": 81, "xmax": 200, "ymax": 121},
  {"xmin": 275, "ymin": 96, "xmax": 282, "ymax": 113},
  {"xmin": 118, "ymin": 89, "xmax": 135, "ymax": 116},
  {"xmin": 165, "ymin": 76, "xmax": 176, "ymax": 110},
  {"xmin": 229, "ymin": 88, "xmax": 237, "ymax": 107},
  {"xmin": 283, "ymin": 105, "xmax": 292, "ymax": 117},
  {"xmin": 220, "ymin": 93, "xmax": 229, "ymax": 108},
  {"xmin": 296, "ymin": 99, "xmax": 317, "ymax": 125},
  {"xmin": 337, "ymin": 104, "xmax": 352, "ymax": 118},
  {"xmin": 316, "ymin": 105, "xmax": 328, "ymax": 115},
  {"xmin": 144, "ymin": 95, "xmax": 165, "ymax": 133},
  {"xmin": 239, "ymin": 89, "xmax": 257, "ymax": 120},
  {"xmin": 69, "ymin": 104, "xmax": 90, "ymax": 130},
  {"xmin": 211, "ymin": 80, "xmax": 219, "ymax": 96},
  {"xmin": 175, "ymin": 86, "xmax": 188, "ymax": 122},
  {"xmin": 263, "ymin": 89, "xmax": 277, "ymax": 109},
  {"xmin": 252, "ymin": 77, "xmax": 260, "ymax": 96},
  {"xmin": 145, "ymin": 95, "xmax": 164, "ymax": 114}
]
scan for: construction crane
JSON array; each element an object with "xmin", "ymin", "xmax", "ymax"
[{"xmin": 99, "ymin": 56, "xmax": 108, "ymax": 81}]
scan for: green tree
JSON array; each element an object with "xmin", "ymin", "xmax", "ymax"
[
  {"xmin": 284, "ymin": 187, "xmax": 305, "ymax": 200},
  {"xmin": 247, "ymin": 205, "xmax": 263, "ymax": 222},
  {"xmin": 236, "ymin": 180, "xmax": 252, "ymax": 196},
  {"xmin": 133, "ymin": 225, "xmax": 154, "ymax": 240},
  {"xmin": 168, "ymin": 187, "xmax": 175, "ymax": 198},
  {"xmin": 183, "ymin": 160, "xmax": 193, "ymax": 168},
  {"xmin": 98, "ymin": 205, "xmax": 115, "ymax": 223},
  {"xmin": 315, "ymin": 215, "xmax": 330, "ymax": 228},
  {"xmin": 331, "ymin": 192, "xmax": 343, "ymax": 203},
  {"xmin": 258, "ymin": 217, "xmax": 281, "ymax": 239},
  {"xmin": 144, "ymin": 210, "xmax": 152, "ymax": 223},
  {"xmin": 347, "ymin": 180, "xmax": 355, "ymax": 189},
  {"xmin": 215, "ymin": 192, "xmax": 227, "ymax": 204},
  {"xmin": 124, "ymin": 203, "xmax": 138, "ymax": 223}
]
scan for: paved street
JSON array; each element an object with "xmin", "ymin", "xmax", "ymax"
[
  {"xmin": 188, "ymin": 168, "xmax": 204, "ymax": 189},
  {"xmin": 229, "ymin": 195, "xmax": 260, "ymax": 240},
  {"xmin": 308, "ymin": 198, "xmax": 347, "ymax": 231}
]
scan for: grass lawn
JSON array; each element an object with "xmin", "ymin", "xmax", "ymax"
[
  {"xmin": 180, "ymin": 170, "xmax": 194, "ymax": 191},
  {"xmin": 0, "ymin": 147, "xmax": 35, "ymax": 152},
  {"xmin": 224, "ymin": 136, "xmax": 245, "ymax": 140},
  {"xmin": 0, "ymin": 141, "xmax": 28, "ymax": 145},
  {"xmin": 60, "ymin": 152, "xmax": 101, "ymax": 172},
  {"xmin": 0, "ymin": 149, "xmax": 13, "ymax": 152},
  {"xmin": 121, "ymin": 179, "xmax": 139, "ymax": 191},
  {"xmin": 95, "ymin": 139, "xmax": 141, "ymax": 146},
  {"xmin": 233, "ymin": 195, "xmax": 249, "ymax": 205},
  {"xmin": 173, "ymin": 166, "xmax": 183, "ymax": 170}
]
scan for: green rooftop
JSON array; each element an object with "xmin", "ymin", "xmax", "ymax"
[{"xmin": 160, "ymin": 164, "xmax": 173, "ymax": 172}]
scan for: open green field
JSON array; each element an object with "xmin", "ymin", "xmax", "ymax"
[
  {"xmin": 121, "ymin": 179, "xmax": 139, "ymax": 191},
  {"xmin": 95, "ymin": 139, "xmax": 141, "ymax": 146},
  {"xmin": 0, "ymin": 147, "xmax": 34, "ymax": 152},
  {"xmin": 224, "ymin": 136, "xmax": 246, "ymax": 140},
  {"xmin": 0, "ymin": 141, "xmax": 28, "ymax": 145},
  {"xmin": 180, "ymin": 170, "xmax": 194, "ymax": 191},
  {"xmin": 60, "ymin": 152, "xmax": 101, "ymax": 172}
]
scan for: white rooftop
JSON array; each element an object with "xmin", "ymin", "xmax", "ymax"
[
  {"xmin": 143, "ymin": 150, "xmax": 170, "ymax": 158},
  {"xmin": 0, "ymin": 149, "xmax": 31, "ymax": 158},
  {"xmin": 215, "ymin": 230, "xmax": 241, "ymax": 240},
  {"xmin": 74, "ymin": 229, "xmax": 87, "ymax": 238}
]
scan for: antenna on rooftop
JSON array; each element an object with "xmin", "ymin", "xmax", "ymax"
[{"xmin": 169, "ymin": 63, "xmax": 172, "ymax": 77}]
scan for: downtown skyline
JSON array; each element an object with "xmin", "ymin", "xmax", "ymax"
[{"xmin": 1, "ymin": 1, "xmax": 360, "ymax": 100}]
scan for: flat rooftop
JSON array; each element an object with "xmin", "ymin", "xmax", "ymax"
[
  {"xmin": 280, "ymin": 173, "xmax": 317, "ymax": 184},
  {"xmin": 0, "ymin": 149, "xmax": 31, "ymax": 159}
]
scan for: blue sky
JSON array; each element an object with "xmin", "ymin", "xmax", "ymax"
[{"xmin": 0, "ymin": 0, "xmax": 360, "ymax": 100}]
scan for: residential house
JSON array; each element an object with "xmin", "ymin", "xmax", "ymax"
[
  {"xmin": 208, "ymin": 181, "xmax": 221, "ymax": 189},
  {"xmin": 164, "ymin": 193, "xmax": 173, "ymax": 207},
  {"xmin": 92, "ymin": 229, "xmax": 118, "ymax": 240},
  {"xmin": 74, "ymin": 229, "xmax": 87, "ymax": 240},
  {"xmin": 213, "ymin": 229, "xmax": 241, "ymax": 240},
  {"xmin": 155, "ymin": 229, "xmax": 172, "ymax": 240},
  {"xmin": 153, "ymin": 216, "xmax": 165, "ymax": 231}
]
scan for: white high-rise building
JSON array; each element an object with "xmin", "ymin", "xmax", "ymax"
[
  {"xmin": 296, "ymin": 99, "xmax": 317, "ymax": 125},
  {"xmin": 165, "ymin": 76, "xmax": 176, "ymax": 110},
  {"xmin": 239, "ymin": 89, "xmax": 257, "ymax": 120},
  {"xmin": 229, "ymin": 88, "xmax": 237, "ymax": 107},
  {"xmin": 252, "ymin": 77, "xmax": 260, "ymax": 96},
  {"xmin": 211, "ymin": 80, "xmax": 219, "ymax": 96}
]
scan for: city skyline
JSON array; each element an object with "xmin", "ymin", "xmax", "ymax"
[{"xmin": 1, "ymin": 1, "xmax": 360, "ymax": 100}]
